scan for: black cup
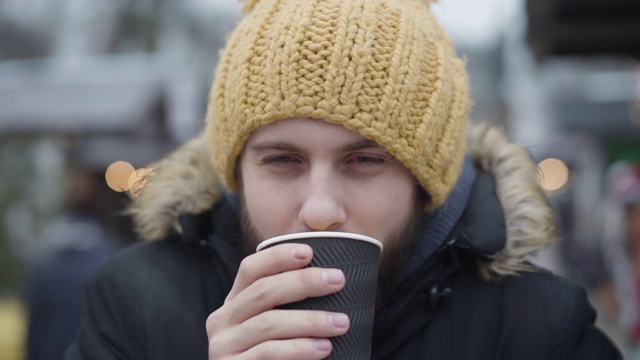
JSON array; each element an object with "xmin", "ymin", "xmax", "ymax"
[{"xmin": 257, "ymin": 232, "xmax": 382, "ymax": 360}]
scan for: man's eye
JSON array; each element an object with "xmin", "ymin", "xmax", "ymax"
[
  {"xmin": 264, "ymin": 155, "xmax": 298, "ymax": 166},
  {"xmin": 349, "ymin": 156, "xmax": 386, "ymax": 166}
]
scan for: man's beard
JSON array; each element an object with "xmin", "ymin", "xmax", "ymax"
[{"xmin": 238, "ymin": 192, "xmax": 423, "ymax": 313}]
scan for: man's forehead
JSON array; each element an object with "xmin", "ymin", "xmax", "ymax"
[{"xmin": 246, "ymin": 117, "xmax": 383, "ymax": 151}]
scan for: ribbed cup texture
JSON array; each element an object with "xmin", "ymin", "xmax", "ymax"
[{"xmin": 265, "ymin": 237, "xmax": 380, "ymax": 359}]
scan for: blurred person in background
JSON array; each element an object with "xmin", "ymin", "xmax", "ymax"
[
  {"xmin": 24, "ymin": 155, "xmax": 122, "ymax": 360},
  {"xmin": 597, "ymin": 162, "xmax": 640, "ymax": 359},
  {"xmin": 65, "ymin": 0, "xmax": 621, "ymax": 359}
]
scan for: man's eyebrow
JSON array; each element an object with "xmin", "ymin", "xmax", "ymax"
[
  {"xmin": 341, "ymin": 139, "xmax": 383, "ymax": 152},
  {"xmin": 248, "ymin": 141, "xmax": 300, "ymax": 152}
]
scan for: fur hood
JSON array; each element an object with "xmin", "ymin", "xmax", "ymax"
[{"xmin": 127, "ymin": 122, "xmax": 556, "ymax": 280}]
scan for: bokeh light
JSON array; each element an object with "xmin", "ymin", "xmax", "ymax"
[
  {"xmin": 105, "ymin": 161, "xmax": 135, "ymax": 192},
  {"xmin": 538, "ymin": 158, "xmax": 570, "ymax": 192}
]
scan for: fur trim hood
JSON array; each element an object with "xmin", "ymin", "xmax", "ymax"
[{"xmin": 127, "ymin": 122, "xmax": 556, "ymax": 280}]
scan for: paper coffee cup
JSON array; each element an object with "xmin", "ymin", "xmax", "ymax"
[{"xmin": 257, "ymin": 232, "xmax": 382, "ymax": 360}]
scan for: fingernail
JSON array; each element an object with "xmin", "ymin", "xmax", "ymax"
[
  {"xmin": 314, "ymin": 339, "xmax": 331, "ymax": 352},
  {"xmin": 322, "ymin": 269, "xmax": 344, "ymax": 285},
  {"xmin": 291, "ymin": 246, "xmax": 311, "ymax": 260},
  {"xmin": 328, "ymin": 313, "xmax": 349, "ymax": 329}
]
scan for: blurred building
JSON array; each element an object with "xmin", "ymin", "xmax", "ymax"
[{"xmin": 0, "ymin": 0, "xmax": 242, "ymax": 273}]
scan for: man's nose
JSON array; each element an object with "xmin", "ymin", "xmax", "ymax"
[{"xmin": 298, "ymin": 172, "xmax": 347, "ymax": 231}]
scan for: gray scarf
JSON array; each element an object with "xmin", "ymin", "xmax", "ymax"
[{"xmin": 399, "ymin": 155, "xmax": 477, "ymax": 281}]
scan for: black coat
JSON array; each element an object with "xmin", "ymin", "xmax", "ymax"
[{"xmin": 65, "ymin": 193, "xmax": 621, "ymax": 359}]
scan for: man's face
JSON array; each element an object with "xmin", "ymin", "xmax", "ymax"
[
  {"xmin": 238, "ymin": 117, "xmax": 420, "ymax": 250},
  {"xmin": 238, "ymin": 117, "xmax": 423, "ymax": 307}
]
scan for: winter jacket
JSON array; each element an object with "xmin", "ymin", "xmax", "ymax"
[{"xmin": 65, "ymin": 124, "xmax": 622, "ymax": 359}]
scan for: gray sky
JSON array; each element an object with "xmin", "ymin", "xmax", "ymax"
[
  {"xmin": 431, "ymin": 0, "xmax": 522, "ymax": 48},
  {"xmin": 213, "ymin": 0, "xmax": 522, "ymax": 49}
]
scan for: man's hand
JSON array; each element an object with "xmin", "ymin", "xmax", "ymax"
[{"xmin": 206, "ymin": 244, "xmax": 349, "ymax": 359}]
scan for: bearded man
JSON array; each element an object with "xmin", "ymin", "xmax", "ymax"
[{"xmin": 65, "ymin": 0, "xmax": 621, "ymax": 359}]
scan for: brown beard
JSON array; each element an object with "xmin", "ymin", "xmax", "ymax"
[
  {"xmin": 374, "ymin": 208, "xmax": 422, "ymax": 312},
  {"xmin": 238, "ymin": 190, "xmax": 423, "ymax": 315}
]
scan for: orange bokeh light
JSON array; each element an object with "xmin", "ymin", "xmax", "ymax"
[
  {"xmin": 538, "ymin": 158, "xmax": 570, "ymax": 192},
  {"xmin": 105, "ymin": 161, "xmax": 135, "ymax": 192}
]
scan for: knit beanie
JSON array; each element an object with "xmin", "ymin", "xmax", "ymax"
[{"xmin": 205, "ymin": 0, "xmax": 470, "ymax": 210}]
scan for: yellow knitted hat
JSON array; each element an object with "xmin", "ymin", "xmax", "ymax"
[{"xmin": 206, "ymin": 0, "xmax": 469, "ymax": 210}]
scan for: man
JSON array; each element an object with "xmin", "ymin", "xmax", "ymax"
[{"xmin": 65, "ymin": 0, "xmax": 621, "ymax": 358}]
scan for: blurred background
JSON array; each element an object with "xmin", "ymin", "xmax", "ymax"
[{"xmin": 0, "ymin": 0, "xmax": 639, "ymax": 359}]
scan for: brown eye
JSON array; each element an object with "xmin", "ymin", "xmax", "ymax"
[
  {"xmin": 348, "ymin": 155, "xmax": 386, "ymax": 166},
  {"xmin": 269, "ymin": 156, "xmax": 293, "ymax": 164},
  {"xmin": 263, "ymin": 154, "xmax": 302, "ymax": 168}
]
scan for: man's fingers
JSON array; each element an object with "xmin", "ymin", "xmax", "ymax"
[
  {"xmin": 226, "ymin": 244, "xmax": 313, "ymax": 302},
  {"xmin": 212, "ymin": 310, "xmax": 349, "ymax": 354},
  {"xmin": 233, "ymin": 338, "xmax": 334, "ymax": 360},
  {"xmin": 224, "ymin": 267, "xmax": 345, "ymax": 324},
  {"xmin": 207, "ymin": 243, "xmax": 346, "ymax": 359}
]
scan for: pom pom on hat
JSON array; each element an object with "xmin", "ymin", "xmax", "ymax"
[
  {"xmin": 240, "ymin": 0, "xmax": 260, "ymax": 13},
  {"xmin": 208, "ymin": 0, "xmax": 469, "ymax": 211}
]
